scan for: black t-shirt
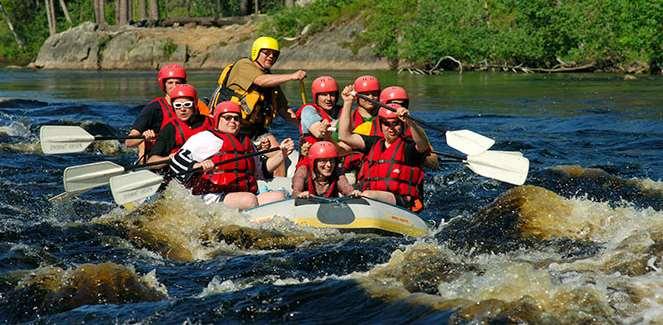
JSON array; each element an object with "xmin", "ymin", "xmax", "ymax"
[
  {"xmin": 359, "ymin": 135, "xmax": 427, "ymax": 166},
  {"xmin": 131, "ymin": 99, "xmax": 171, "ymax": 132},
  {"xmin": 149, "ymin": 114, "xmax": 208, "ymax": 157}
]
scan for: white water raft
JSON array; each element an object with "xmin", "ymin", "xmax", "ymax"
[{"xmin": 244, "ymin": 196, "xmax": 430, "ymax": 237}]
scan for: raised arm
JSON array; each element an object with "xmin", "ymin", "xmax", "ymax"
[
  {"xmin": 338, "ymin": 85, "xmax": 366, "ymax": 150},
  {"xmin": 253, "ymin": 70, "xmax": 306, "ymax": 88}
]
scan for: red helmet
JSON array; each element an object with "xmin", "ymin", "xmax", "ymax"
[
  {"xmin": 213, "ymin": 101, "xmax": 242, "ymax": 126},
  {"xmin": 169, "ymin": 84, "xmax": 197, "ymax": 103},
  {"xmin": 378, "ymin": 103, "xmax": 401, "ymax": 120},
  {"xmin": 311, "ymin": 76, "xmax": 339, "ymax": 101},
  {"xmin": 157, "ymin": 63, "xmax": 187, "ymax": 91},
  {"xmin": 309, "ymin": 141, "xmax": 338, "ymax": 161},
  {"xmin": 379, "ymin": 86, "xmax": 409, "ymax": 104},
  {"xmin": 353, "ymin": 75, "xmax": 380, "ymax": 93}
]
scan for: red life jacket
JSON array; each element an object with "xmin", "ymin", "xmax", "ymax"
[
  {"xmin": 145, "ymin": 97, "xmax": 176, "ymax": 153},
  {"xmin": 351, "ymin": 108, "xmax": 370, "ymax": 129},
  {"xmin": 192, "ymin": 131, "xmax": 258, "ymax": 195},
  {"xmin": 168, "ymin": 116, "xmax": 213, "ymax": 154},
  {"xmin": 358, "ymin": 137, "xmax": 423, "ymax": 199},
  {"xmin": 305, "ymin": 163, "xmax": 339, "ymax": 198}
]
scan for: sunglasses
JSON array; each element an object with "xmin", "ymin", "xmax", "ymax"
[
  {"xmin": 221, "ymin": 114, "xmax": 240, "ymax": 122},
  {"xmin": 173, "ymin": 101, "xmax": 194, "ymax": 109},
  {"xmin": 380, "ymin": 119, "xmax": 402, "ymax": 128}
]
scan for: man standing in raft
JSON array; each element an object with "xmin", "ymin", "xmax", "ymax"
[
  {"xmin": 210, "ymin": 36, "xmax": 304, "ymax": 175},
  {"xmin": 169, "ymin": 101, "xmax": 295, "ymax": 209},
  {"xmin": 338, "ymin": 85, "xmax": 432, "ymax": 212}
]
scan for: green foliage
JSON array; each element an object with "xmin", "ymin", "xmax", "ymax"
[
  {"xmin": 163, "ymin": 39, "xmax": 177, "ymax": 58},
  {"xmin": 257, "ymin": 0, "xmax": 362, "ymax": 38},
  {"xmin": 361, "ymin": 0, "xmax": 662, "ymax": 71}
]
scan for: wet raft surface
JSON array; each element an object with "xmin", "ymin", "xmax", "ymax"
[{"xmin": 0, "ymin": 71, "xmax": 662, "ymax": 323}]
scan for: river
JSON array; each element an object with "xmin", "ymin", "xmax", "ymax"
[{"xmin": 0, "ymin": 69, "xmax": 662, "ymax": 323}]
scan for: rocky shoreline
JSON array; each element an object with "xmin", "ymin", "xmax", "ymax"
[{"xmin": 31, "ymin": 21, "xmax": 389, "ymax": 71}]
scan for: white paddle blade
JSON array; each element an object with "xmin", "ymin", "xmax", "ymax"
[
  {"xmin": 64, "ymin": 161, "xmax": 125, "ymax": 192},
  {"xmin": 40, "ymin": 126, "xmax": 95, "ymax": 154},
  {"xmin": 110, "ymin": 170, "xmax": 163, "ymax": 205},
  {"xmin": 446, "ymin": 130, "xmax": 495, "ymax": 156},
  {"xmin": 465, "ymin": 150, "xmax": 529, "ymax": 185}
]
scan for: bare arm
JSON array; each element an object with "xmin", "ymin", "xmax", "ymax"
[
  {"xmin": 253, "ymin": 70, "xmax": 306, "ymax": 88},
  {"xmin": 291, "ymin": 166, "xmax": 308, "ymax": 198},
  {"xmin": 338, "ymin": 85, "xmax": 365, "ymax": 150},
  {"xmin": 265, "ymin": 138, "xmax": 295, "ymax": 173}
]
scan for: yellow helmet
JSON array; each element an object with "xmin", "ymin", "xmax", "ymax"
[{"xmin": 251, "ymin": 36, "xmax": 280, "ymax": 61}]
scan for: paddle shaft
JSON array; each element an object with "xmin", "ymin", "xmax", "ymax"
[
  {"xmin": 184, "ymin": 147, "xmax": 281, "ymax": 176},
  {"xmin": 355, "ymin": 93, "xmax": 448, "ymax": 134},
  {"xmin": 432, "ymin": 150, "xmax": 464, "ymax": 162},
  {"xmin": 94, "ymin": 135, "xmax": 144, "ymax": 141}
]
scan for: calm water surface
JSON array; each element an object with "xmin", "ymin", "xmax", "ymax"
[{"xmin": 0, "ymin": 69, "xmax": 662, "ymax": 323}]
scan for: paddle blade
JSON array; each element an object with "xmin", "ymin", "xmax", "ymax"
[
  {"xmin": 465, "ymin": 150, "xmax": 529, "ymax": 185},
  {"xmin": 446, "ymin": 130, "xmax": 495, "ymax": 155},
  {"xmin": 40, "ymin": 125, "xmax": 95, "ymax": 154},
  {"xmin": 352, "ymin": 121, "xmax": 372, "ymax": 136},
  {"xmin": 110, "ymin": 170, "xmax": 163, "ymax": 205},
  {"xmin": 64, "ymin": 161, "xmax": 126, "ymax": 192}
]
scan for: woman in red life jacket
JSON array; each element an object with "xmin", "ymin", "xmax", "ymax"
[
  {"xmin": 172, "ymin": 101, "xmax": 295, "ymax": 209},
  {"xmin": 291, "ymin": 141, "xmax": 360, "ymax": 199},
  {"xmin": 126, "ymin": 64, "xmax": 186, "ymax": 163},
  {"xmin": 338, "ymin": 85, "xmax": 432, "ymax": 212},
  {"xmin": 147, "ymin": 84, "xmax": 212, "ymax": 166},
  {"xmin": 296, "ymin": 76, "xmax": 351, "ymax": 167}
]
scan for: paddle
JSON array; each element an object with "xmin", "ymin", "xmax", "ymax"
[
  {"xmin": 40, "ymin": 125, "xmax": 144, "ymax": 154},
  {"xmin": 434, "ymin": 150, "xmax": 529, "ymax": 185},
  {"xmin": 63, "ymin": 157, "xmax": 170, "ymax": 193},
  {"xmin": 299, "ymin": 79, "xmax": 308, "ymax": 104},
  {"xmin": 109, "ymin": 147, "xmax": 281, "ymax": 205},
  {"xmin": 352, "ymin": 93, "xmax": 494, "ymax": 155}
]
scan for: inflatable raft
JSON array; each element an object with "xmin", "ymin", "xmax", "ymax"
[{"xmin": 244, "ymin": 196, "xmax": 430, "ymax": 237}]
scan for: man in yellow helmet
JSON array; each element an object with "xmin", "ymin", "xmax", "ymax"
[
  {"xmin": 211, "ymin": 36, "xmax": 304, "ymax": 140},
  {"xmin": 210, "ymin": 36, "xmax": 305, "ymax": 176}
]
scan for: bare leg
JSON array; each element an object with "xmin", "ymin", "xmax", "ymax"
[
  {"xmin": 264, "ymin": 133, "xmax": 286, "ymax": 177},
  {"xmin": 361, "ymin": 190, "xmax": 396, "ymax": 205},
  {"xmin": 223, "ymin": 192, "xmax": 259, "ymax": 210},
  {"xmin": 257, "ymin": 191, "xmax": 285, "ymax": 205}
]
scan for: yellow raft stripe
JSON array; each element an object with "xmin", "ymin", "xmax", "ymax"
[{"xmin": 293, "ymin": 216, "xmax": 429, "ymax": 237}]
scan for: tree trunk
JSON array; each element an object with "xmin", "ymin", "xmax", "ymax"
[
  {"xmin": 137, "ymin": 0, "xmax": 145, "ymax": 20},
  {"xmin": 239, "ymin": 0, "xmax": 249, "ymax": 16},
  {"xmin": 98, "ymin": 0, "xmax": 107, "ymax": 27},
  {"xmin": 0, "ymin": 2, "xmax": 25, "ymax": 48},
  {"xmin": 118, "ymin": 0, "xmax": 127, "ymax": 24},
  {"xmin": 254, "ymin": 0, "xmax": 259, "ymax": 14},
  {"xmin": 214, "ymin": 0, "xmax": 221, "ymax": 17},
  {"xmin": 127, "ymin": 0, "xmax": 132, "ymax": 22},
  {"xmin": 45, "ymin": 0, "xmax": 57, "ymax": 35},
  {"xmin": 58, "ymin": 0, "xmax": 72, "ymax": 23},
  {"xmin": 285, "ymin": 0, "xmax": 294, "ymax": 7},
  {"xmin": 148, "ymin": 0, "xmax": 158, "ymax": 20},
  {"xmin": 114, "ymin": 0, "xmax": 119, "ymax": 24}
]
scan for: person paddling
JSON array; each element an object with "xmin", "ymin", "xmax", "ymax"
[
  {"xmin": 292, "ymin": 141, "xmax": 360, "ymax": 199},
  {"xmin": 169, "ymin": 101, "xmax": 295, "ymax": 209},
  {"xmin": 125, "ymin": 64, "xmax": 210, "ymax": 164},
  {"xmin": 338, "ymin": 85, "xmax": 431, "ymax": 212},
  {"xmin": 147, "ymin": 84, "xmax": 212, "ymax": 166},
  {"xmin": 351, "ymin": 75, "xmax": 381, "ymax": 130}
]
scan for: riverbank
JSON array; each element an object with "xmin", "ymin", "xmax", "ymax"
[{"xmin": 30, "ymin": 18, "xmax": 388, "ymax": 70}]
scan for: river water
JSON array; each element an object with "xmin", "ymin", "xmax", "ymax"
[{"xmin": 0, "ymin": 69, "xmax": 662, "ymax": 323}]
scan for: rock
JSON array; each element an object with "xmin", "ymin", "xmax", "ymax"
[
  {"xmin": 34, "ymin": 22, "xmax": 106, "ymax": 69},
  {"xmin": 624, "ymin": 74, "xmax": 637, "ymax": 80}
]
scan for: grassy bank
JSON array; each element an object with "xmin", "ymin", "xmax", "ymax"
[{"xmin": 260, "ymin": 0, "xmax": 662, "ymax": 73}]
